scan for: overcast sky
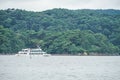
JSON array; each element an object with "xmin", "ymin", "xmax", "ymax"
[{"xmin": 0, "ymin": 0, "xmax": 120, "ymax": 11}]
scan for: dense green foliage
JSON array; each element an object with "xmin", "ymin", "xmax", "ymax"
[
  {"xmin": 0, "ymin": 8, "xmax": 120, "ymax": 54},
  {"xmin": 0, "ymin": 26, "xmax": 24, "ymax": 54}
]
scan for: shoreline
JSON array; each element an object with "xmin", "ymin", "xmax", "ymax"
[{"xmin": 0, "ymin": 53, "xmax": 119, "ymax": 56}]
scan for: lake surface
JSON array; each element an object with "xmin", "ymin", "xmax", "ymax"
[{"xmin": 0, "ymin": 56, "xmax": 120, "ymax": 80}]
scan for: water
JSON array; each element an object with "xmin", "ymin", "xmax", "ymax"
[{"xmin": 0, "ymin": 56, "xmax": 120, "ymax": 80}]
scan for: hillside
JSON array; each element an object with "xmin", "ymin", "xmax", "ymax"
[{"xmin": 0, "ymin": 8, "xmax": 120, "ymax": 55}]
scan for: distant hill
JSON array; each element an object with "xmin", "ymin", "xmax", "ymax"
[{"xmin": 0, "ymin": 8, "xmax": 120, "ymax": 55}]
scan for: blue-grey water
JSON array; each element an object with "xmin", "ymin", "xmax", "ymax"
[{"xmin": 0, "ymin": 56, "xmax": 120, "ymax": 80}]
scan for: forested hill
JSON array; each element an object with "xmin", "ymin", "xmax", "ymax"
[{"xmin": 0, "ymin": 8, "xmax": 120, "ymax": 55}]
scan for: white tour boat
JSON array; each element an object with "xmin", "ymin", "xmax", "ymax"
[{"xmin": 15, "ymin": 47, "xmax": 51, "ymax": 57}]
